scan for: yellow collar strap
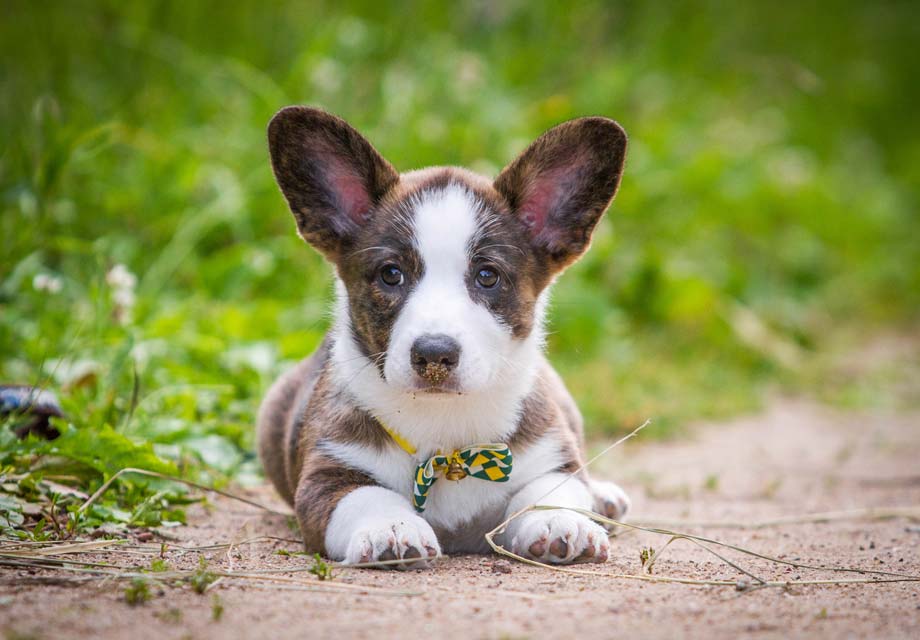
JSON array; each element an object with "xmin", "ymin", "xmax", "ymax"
[{"xmin": 376, "ymin": 419, "xmax": 417, "ymax": 455}]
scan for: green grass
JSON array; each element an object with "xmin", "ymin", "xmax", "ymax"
[{"xmin": 1, "ymin": 1, "xmax": 918, "ymax": 536}]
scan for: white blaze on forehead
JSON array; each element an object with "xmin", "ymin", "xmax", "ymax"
[
  {"xmin": 389, "ymin": 184, "xmax": 489, "ymax": 341},
  {"xmin": 412, "ymin": 185, "xmax": 478, "ymax": 281}
]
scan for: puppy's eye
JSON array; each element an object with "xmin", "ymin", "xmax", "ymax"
[
  {"xmin": 475, "ymin": 267, "xmax": 500, "ymax": 289},
  {"xmin": 379, "ymin": 264, "xmax": 404, "ymax": 287}
]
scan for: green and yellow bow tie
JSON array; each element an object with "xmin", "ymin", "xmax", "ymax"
[
  {"xmin": 376, "ymin": 419, "xmax": 513, "ymax": 512},
  {"xmin": 412, "ymin": 444, "xmax": 513, "ymax": 512}
]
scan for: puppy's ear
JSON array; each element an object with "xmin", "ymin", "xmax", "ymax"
[
  {"xmin": 494, "ymin": 117, "xmax": 627, "ymax": 271},
  {"xmin": 268, "ymin": 106, "xmax": 399, "ymax": 260}
]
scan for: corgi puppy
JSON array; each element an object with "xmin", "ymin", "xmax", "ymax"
[{"xmin": 258, "ymin": 107, "xmax": 630, "ymax": 567}]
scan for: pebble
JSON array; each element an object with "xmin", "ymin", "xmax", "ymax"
[{"xmin": 491, "ymin": 559, "xmax": 513, "ymax": 574}]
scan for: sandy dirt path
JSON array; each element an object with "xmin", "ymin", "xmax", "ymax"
[{"xmin": 2, "ymin": 398, "xmax": 919, "ymax": 639}]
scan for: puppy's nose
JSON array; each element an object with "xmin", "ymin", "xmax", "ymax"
[{"xmin": 411, "ymin": 334, "xmax": 461, "ymax": 380}]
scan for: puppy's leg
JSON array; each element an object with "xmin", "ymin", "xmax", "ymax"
[
  {"xmin": 502, "ymin": 473, "xmax": 609, "ymax": 564},
  {"xmin": 295, "ymin": 460, "xmax": 440, "ymax": 569},
  {"xmin": 324, "ymin": 486, "xmax": 441, "ymax": 569}
]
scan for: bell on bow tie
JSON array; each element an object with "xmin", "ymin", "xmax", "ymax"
[{"xmin": 445, "ymin": 460, "xmax": 467, "ymax": 481}]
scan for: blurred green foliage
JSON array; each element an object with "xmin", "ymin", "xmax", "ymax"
[{"xmin": 1, "ymin": 0, "xmax": 918, "ymax": 514}]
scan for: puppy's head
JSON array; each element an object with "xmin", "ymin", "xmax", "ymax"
[{"xmin": 268, "ymin": 107, "xmax": 626, "ymax": 396}]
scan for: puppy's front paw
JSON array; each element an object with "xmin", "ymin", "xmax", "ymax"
[
  {"xmin": 344, "ymin": 516, "xmax": 441, "ymax": 570},
  {"xmin": 590, "ymin": 479, "xmax": 631, "ymax": 521},
  {"xmin": 510, "ymin": 510, "xmax": 609, "ymax": 564}
]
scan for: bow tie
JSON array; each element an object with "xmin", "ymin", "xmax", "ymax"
[
  {"xmin": 374, "ymin": 418, "xmax": 513, "ymax": 513},
  {"xmin": 412, "ymin": 444, "xmax": 513, "ymax": 512}
]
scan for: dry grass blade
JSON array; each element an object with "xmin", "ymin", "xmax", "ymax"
[
  {"xmin": 0, "ymin": 539, "xmax": 127, "ymax": 557},
  {"xmin": 429, "ymin": 586, "xmax": 552, "ymax": 601},
  {"xmin": 233, "ymin": 581, "xmax": 415, "ymax": 596},
  {"xmin": 634, "ymin": 506, "xmax": 920, "ymax": 529},
  {"xmin": 77, "ymin": 467, "xmax": 293, "ymax": 517},
  {"xmin": 115, "ymin": 535, "xmax": 302, "ymax": 554},
  {"xmin": 0, "ymin": 554, "xmax": 420, "ymax": 597},
  {"xmin": 215, "ymin": 571, "xmax": 422, "ymax": 596}
]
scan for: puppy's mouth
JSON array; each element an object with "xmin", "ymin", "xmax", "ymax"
[
  {"xmin": 381, "ymin": 371, "xmax": 463, "ymax": 394},
  {"xmin": 409, "ymin": 366, "xmax": 463, "ymax": 395},
  {"xmin": 406, "ymin": 361, "xmax": 464, "ymax": 395},
  {"xmin": 409, "ymin": 379, "xmax": 463, "ymax": 395},
  {"xmin": 414, "ymin": 385, "xmax": 463, "ymax": 395}
]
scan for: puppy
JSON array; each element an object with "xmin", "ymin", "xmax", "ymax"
[{"xmin": 258, "ymin": 107, "xmax": 630, "ymax": 567}]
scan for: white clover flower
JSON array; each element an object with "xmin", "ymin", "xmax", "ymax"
[
  {"xmin": 107, "ymin": 263, "xmax": 137, "ymax": 325},
  {"xmin": 106, "ymin": 263, "xmax": 137, "ymax": 290},
  {"xmin": 33, "ymin": 273, "xmax": 63, "ymax": 294},
  {"xmin": 33, "ymin": 274, "xmax": 50, "ymax": 290}
]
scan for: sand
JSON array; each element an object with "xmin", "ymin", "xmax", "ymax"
[{"xmin": 2, "ymin": 397, "xmax": 919, "ymax": 639}]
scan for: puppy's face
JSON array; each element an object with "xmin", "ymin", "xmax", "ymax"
[
  {"xmin": 342, "ymin": 174, "xmax": 543, "ymax": 396},
  {"xmin": 268, "ymin": 108, "xmax": 626, "ymax": 396}
]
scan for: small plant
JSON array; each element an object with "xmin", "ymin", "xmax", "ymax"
[
  {"xmin": 211, "ymin": 594, "xmax": 224, "ymax": 621},
  {"xmin": 190, "ymin": 556, "xmax": 218, "ymax": 594},
  {"xmin": 149, "ymin": 557, "xmax": 169, "ymax": 572},
  {"xmin": 308, "ymin": 553, "xmax": 334, "ymax": 581},
  {"xmin": 703, "ymin": 474, "xmax": 720, "ymax": 492},
  {"xmin": 28, "ymin": 517, "xmax": 52, "ymax": 542},
  {"xmin": 124, "ymin": 577, "xmax": 152, "ymax": 606},
  {"xmin": 639, "ymin": 546, "xmax": 656, "ymax": 573},
  {"xmin": 156, "ymin": 607, "xmax": 183, "ymax": 623}
]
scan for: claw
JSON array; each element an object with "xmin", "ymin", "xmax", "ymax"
[{"xmin": 577, "ymin": 538, "xmax": 596, "ymax": 560}]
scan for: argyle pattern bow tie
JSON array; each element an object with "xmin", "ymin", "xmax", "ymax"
[{"xmin": 412, "ymin": 444, "xmax": 513, "ymax": 512}]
